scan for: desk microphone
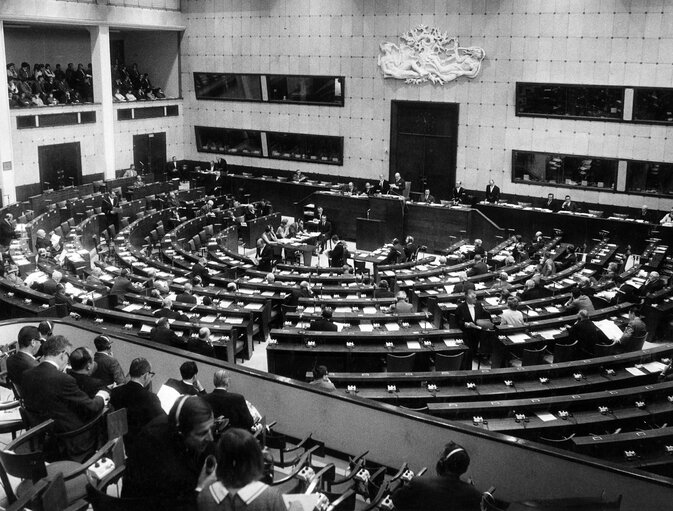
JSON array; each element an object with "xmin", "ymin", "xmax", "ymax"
[{"xmin": 366, "ymin": 209, "xmax": 371, "ymax": 219}]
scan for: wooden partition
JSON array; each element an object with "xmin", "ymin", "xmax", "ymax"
[{"xmin": 1, "ymin": 318, "xmax": 670, "ymax": 510}]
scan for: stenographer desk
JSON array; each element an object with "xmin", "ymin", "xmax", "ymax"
[{"xmin": 225, "ymin": 174, "xmax": 333, "ymax": 207}]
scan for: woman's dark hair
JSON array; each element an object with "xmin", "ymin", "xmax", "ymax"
[
  {"xmin": 168, "ymin": 396, "xmax": 213, "ymax": 436},
  {"xmin": 436, "ymin": 441, "xmax": 470, "ymax": 476},
  {"xmin": 215, "ymin": 428, "xmax": 264, "ymax": 488},
  {"xmin": 313, "ymin": 365, "xmax": 328, "ymax": 379}
]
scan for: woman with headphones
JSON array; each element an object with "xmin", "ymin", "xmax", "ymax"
[
  {"xmin": 392, "ymin": 441, "xmax": 483, "ymax": 511},
  {"xmin": 122, "ymin": 395, "xmax": 217, "ymax": 510}
]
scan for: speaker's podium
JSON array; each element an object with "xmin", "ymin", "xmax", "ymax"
[{"xmin": 356, "ymin": 218, "xmax": 385, "ymax": 251}]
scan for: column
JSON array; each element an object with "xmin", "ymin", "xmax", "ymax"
[
  {"xmin": 90, "ymin": 25, "xmax": 116, "ymax": 180},
  {"xmin": 0, "ymin": 21, "xmax": 17, "ymax": 204}
]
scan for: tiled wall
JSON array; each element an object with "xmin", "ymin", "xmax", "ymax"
[
  {"xmin": 53, "ymin": 0, "xmax": 180, "ymax": 11},
  {"xmin": 181, "ymin": 0, "xmax": 673, "ymax": 211}
]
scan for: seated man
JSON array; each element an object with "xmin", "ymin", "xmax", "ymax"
[
  {"xmin": 373, "ymin": 174, "xmax": 390, "ymax": 194},
  {"xmin": 559, "ymin": 195, "xmax": 576, "ymax": 212},
  {"xmin": 467, "ymin": 254, "xmax": 488, "ymax": 277},
  {"xmin": 176, "ymin": 282, "xmax": 198, "ymax": 304},
  {"xmin": 616, "ymin": 308, "xmax": 648, "ymax": 353},
  {"xmin": 567, "ymin": 310, "xmax": 610, "ymax": 356},
  {"xmin": 565, "ymin": 287, "xmax": 595, "ymax": 314},
  {"xmin": 21, "ymin": 335, "xmax": 110, "ymax": 460},
  {"xmin": 403, "ymin": 236, "xmax": 418, "ymax": 261},
  {"xmin": 499, "ymin": 296, "xmax": 524, "ymax": 327},
  {"xmin": 309, "ymin": 365, "xmax": 337, "ymax": 392},
  {"xmin": 150, "ymin": 317, "xmax": 184, "ymax": 347},
  {"xmin": 154, "ymin": 298, "xmax": 183, "ymax": 320},
  {"xmin": 471, "ymin": 238, "xmax": 485, "ymax": 257},
  {"xmin": 391, "ymin": 291, "xmax": 414, "ymax": 313},
  {"xmin": 91, "ymin": 334, "xmax": 126, "ymax": 386},
  {"xmin": 419, "ymin": 188, "xmax": 435, "ymax": 204},
  {"xmin": 392, "ymin": 441, "xmax": 482, "ymax": 511},
  {"xmin": 203, "ymin": 369, "xmax": 254, "ymax": 430},
  {"xmin": 453, "ymin": 271, "xmax": 475, "ymax": 294},
  {"xmin": 362, "ymin": 182, "xmax": 375, "ymax": 196},
  {"xmin": 110, "ymin": 357, "xmax": 165, "ymax": 450},
  {"xmin": 659, "ymin": 206, "xmax": 673, "ymax": 226},
  {"xmin": 343, "ymin": 181, "xmax": 357, "ymax": 195},
  {"xmin": 287, "ymin": 280, "xmax": 312, "ymax": 307},
  {"xmin": 381, "ymin": 239, "xmax": 404, "ymax": 265},
  {"xmin": 123, "ymin": 164, "xmax": 138, "ymax": 178},
  {"xmin": 190, "ymin": 257, "xmax": 210, "ymax": 282},
  {"xmin": 308, "ymin": 307, "xmax": 338, "ymax": 331},
  {"xmin": 67, "ymin": 347, "xmax": 107, "ymax": 398},
  {"xmin": 6, "ymin": 325, "xmax": 40, "ymax": 391},
  {"xmin": 637, "ymin": 205, "xmax": 653, "ymax": 223},
  {"xmin": 640, "ymin": 271, "xmax": 665, "ymax": 299},
  {"xmin": 390, "ymin": 172, "xmax": 405, "ymax": 195},
  {"xmin": 542, "ymin": 193, "xmax": 556, "ymax": 211},
  {"xmin": 373, "ymin": 279, "xmax": 395, "ymax": 298},
  {"xmin": 165, "ymin": 361, "xmax": 207, "ymax": 396}
]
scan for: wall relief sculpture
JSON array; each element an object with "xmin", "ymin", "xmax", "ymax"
[{"xmin": 378, "ymin": 25, "xmax": 485, "ymax": 85}]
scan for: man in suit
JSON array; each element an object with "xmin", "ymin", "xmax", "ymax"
[
  {"xmin": 101, "ymin": 191, "xmax": 119, "ymax": 228},
  {"xmin": 154, "ymin": 298, "xmax": 183, "ymax": 320},
  {"xmin": 256, "ymin": 238, "xmax": 274, "ymax": 272},
  {"xmin": 343, "ymin": 181, "xmax": 357, "ymax": 195},
  {"xmin": 542, "ymin": 193, "xmax": 556, "ymax": 211},
  {"xmin": 453, "ymin": 271, "xmax": 475, "ymax": 294},
  {"xmin": 165, "ymin": 361, "xmax": 207, "ymax": 396},
  {"xmin": 175, "ymin": 282, "xmax": 198, "ymax": 304},
  {"xmin": 485, "ymin": 179, "xmax": 501, "ymax": 203},
  {"xmin": 150, "ymin": 317, "xmax": 185, "ymax": 348},
  {"xmin": 0, "ymin": 213, "xmax": 17, "ymax": 250},
  {"xmin": 391, "ymin": 291, "xmax": 414, "ymax": 313},
  {"xmin": 309, "ymin": 307, "xmax": 338, "ymax": 331},
  {"xmin": 190, "ymin": 257, "xmax": 210, "ymax": 282},
  {"xmin": 287, "ymin": 280, "xmax": 312, "ymax": 307},
  {"xmin": 390, "ymin": 172, "xmax": 406, "ymax": 195},
  {"xmin": 21, "ymin": 335, "xmax": 110, "ymax": 460},
  {"xmin": 467, "ymin": 254, "xmax": 488, "ymax": 277},
  {"xmin": 519, "ymin": 279, "xmax": 545, "ymax": 301},
  {"xmin": 317, "ymin": 214, "xmax": 332, "ymax": 253},
  {"xmin": 110, "ymin": 268, "xmax": 138, "ymax": 300},
  {"xmin": 91, "ymin": 334, "xmax": 125, "ymax": 386},
  {"xmin": 640, "ymin": 271, "xmax": 665, "ymax": 298},
  {"xmin": 454, "ymin": 290, "xmax": 493, "ymax": 361},
  {"xmin": 382, "ymin": 239, "xmax": 404, "ymax": 265},
  {"xmin": 659, "ymin": 206, "xmax": 673, "ymax": 225},
  {"xmin": 329, "ymin": 236, "xmax": 349, "ymax": 267},
  {"xmin": 67, "ymin": 347, "xmax": 107, "ymax": 398},
  {"xmin": 418, "ymin": 188, "xmax": 435, "ymax": 204},
  {"xmin": 6, "ymin": 325, "xmax": 40, "ymax": 391},
  {"xmin": 403, "ymin": 236, "xmax": 418, "ymax": 261},
  {"xmin": 637, "ymin": 205, "xmax": 653, "ymax": 223},
  {"xmin": 362, "ymin": 182, "xmax": 375, "ymax": 196},
  {"xmin": 567, "ymin": 310, "xmax": 610, "ymax": 356},
  {"xmin": 373, "ymin": 280, "xmax": 395, "ymax": 298},
  {"xmin": 616, "ymin": 308, "xmax": 648, "ymax": 353},
  {"xmin": 166, "ymin": 155, "xmax": 180, "ymax": 179},
  {"xmin": 42, "ymin": 270, "xmax": 62, "ymax": 295},
  {"xmin": 560, "ymin": 195, "xmax": 576, "ymax": 212},
  {"xmin": 452, "ymin": 181, "xmax": 466, "ymax": 203},
  {"xmin": 373, "ymin": 174, "xmax": 390, "ymax": 194},
  {"xmin": 203, "ymin": 369, "xmax": 254, "ymax": 430},
  {"xmin": 110, "ymin": 357, "xmax": 165, "ymax": 450}
]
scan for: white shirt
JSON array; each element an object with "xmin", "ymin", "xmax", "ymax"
[{"xmin": 466, "ymin": 303, "xmax": 476, "ymax": 322}]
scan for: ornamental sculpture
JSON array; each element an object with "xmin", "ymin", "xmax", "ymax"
[{"xmin": 378, "ymin": 25, "xmax": 485, "ymax": 85}]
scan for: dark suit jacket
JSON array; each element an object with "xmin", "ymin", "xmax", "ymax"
[
  {"xmin": 453, "ymin": 281, "xmax": 476, "ymax": 294},
  {"xmin": 404, "ymin": 243, "xmax": 418, "ymax": 261},
  {"xmin": 165, "ymin": 378, "xmax": 205, "ymax": 396},
  {"xmin": 467, "ymin": 261, "xmax": 488, "ymax": 276},
  {"xmin": 455, "ymin": 301, "xmax": 490, "ymax": 330},
  {"xmin": 392, "ymin": 178, "xmax": 406, "ymax": 194},
  {"xmin": 330, "ymin": 243, "xmax": 349, "ymax": 267},
  {"xmin": 110, "ymin": 381, "xmax": 165, "ymax": 449},
  {"xmin": 91, "ymin": 352, "xmax": 125, "ymax": 386},
  {"xmin": 382, "ymin": 246, "xmax": 403, "ymax": 265},
  {"xmin": 318, "ymin": 220, "xmax": 332, "ymax": 237},
  {"xmin": 287, "ymin": 287, "xmax": 311, "ymax": 307},
  {"xmin": 6, "ymin": 351, "xmax": 38, "ymax": 388},
  {"xmin": 67, "ymin": 370, "xmax": 107, "ymax": 398},
  {"xmin": 373, "ymin": 288, "xmax": 395, "ymax": 299},
  {"xmin": 42, "ymin": 278, "xmax": 59, "ymax": 295},
  {"xmin": 560, "ymin": 201, "xmax": 577, "ymax": 212},
  {"xmin": 190, "ymin": 262, "xmax": 209, "ymax": 281},
  {"xmin": 110, "ymin": 276, "xmax": 134, "ymax": 296},
  {"xmin": 150, "ymin": 326, "xmax": 184, "ymax": 348},
  {"xmin": 640, "ymin": 278, "xmax": 665, "ymax": 296},
  {"xmin": 308, "ymin": 318, "xmax": 338, "ymax": 331},
  {"xmin": 392, "ymin": 474, "xmax": 482, "ymax": 511},
  {"xmin": 153, "ymin": 307, "xmax": 183, "ymax": 320},
  {"xmin": 374, "ymin": 180, "xmax": 390, "ymax": 194},
  {"xmin": 452, "ymin": 187, "xmax": 466, "ymax": 202},
  {"xmin": 485, "ymin": 184, "xmax": 501, "ymax": 202},
  {"xmin": 21, "ymin": 362, "xmax": 105, "ymax": 459},
  {"xmin": 203, "ymin": 389, "xmax": 254, "ymax": 430},
  {"xmin": 175, "ymin": 292, "xmax": 197, "ymax": 304},
  {"xmin": 418, "ymin": 194, "xmax": 435, "ymax": 204},
  {"xmin": 257, "ymin": 244, "xmax": 274, "ymax": 273},
  {"xmin": 568, "ymin": 318, "xmax": 609, "ymax": 355},
  {"xmin": 0, "ymin": 219, "xmax": 15, "ymax": 246},
  {"xmin": 542, "ymin": 198, "xmax": 556, "ymax": 211}
]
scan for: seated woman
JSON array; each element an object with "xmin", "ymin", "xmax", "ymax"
[
  {"xmin": 499, "ymin": 296, "xmax": 524, "ymax": 327},
  {"xmin": 276, "ymin": 218, "xmax": 290, "ymax": 239},
  {"xmin": 198, "ymin": 428, "xmax": 285, "ymax": 511}
]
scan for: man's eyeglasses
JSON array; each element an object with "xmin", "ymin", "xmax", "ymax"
[{"xmin": 148, "ymin": 371, "xmax": 156, "ymax": 377}]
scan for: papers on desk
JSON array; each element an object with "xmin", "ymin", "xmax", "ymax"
[
  {"xmin": 444, "ymin": 339, "xmax": 459, "ymax": 347},
  {"xmin": 444, "ymin": 284, "xmax": 455, "ymax": 294},
  {"xmin": 641, "ymin": 361, "xmax": 667, "ymax": 373},
  {"xmin": 537, "ymin": 328, "xmax": 562, "ymax": 340},
  {"xmin": 544, "ymin": 306, "xmax": 560, "ymax": 313},
  {"xmin": 122, "ymin": 303, "xmax": 143, "ymax": 313},
  {"xmin": 139, "ymin": 324, "xmax": 152, "ymax": 333},
  {"xmin": 173, "ymin": 277, "xmax": 188, "ymax": 284},
  {"xmin": 535, "ymin": 411, "xmax": 557, "ymax": 422},
  {"xmin": 283, "ymin": 494, "xmax": 321, "ymax": 511},
  {"xmin": 428, "ymin": 276, "xmax": 441, "ymax": 283},
  {"xmin": 224, "ymin": 316, "xmax": 244, "ymax": 325},
  {"xmin": 625, "ymin": 366, "xmax": 646, "ymax": 376},
  {"xmin": 426, "ymin": 289, "xmax": 438, "ymax": 295},
  {"xmin": 261, "ymin": 291, "xmax": 276, "ymax": 297},
  {"xmin": 346, "ymin": 294, "xmax": 358, "ymax": 300},
  {"xmin": 157, "ymin": 384, "xmax": 181, "ymax": 414},
  {"xmin": 419, "ymin": 320, "xmax": 434, "ymax": 329},
  {"xmin": 200, "ymin": 315, "xmax": 218, "ymax": 323},
  {"xmin": 218, "ymin": 300, "xmax": 233, "ymax": 308},
  {"xmin": 334, "ymin": 306, "xmax": 351, "ymax": 313},
  {"xmin": 594, "ymin": 319, "xmax": 623, "ymax": 341},
  {"xmin": 248, "ymin": 278, "xmax": 263, "ymax": 283},
  {"xmin": 508, "ymin": 333, "xmax": 530, "ymax": 344},
  {"xmin": 359, "ymin": 324, "xmax": 374, "ymax": 332},
  {"xmin": 363, "ymin": 306, "xmax": 377, "ymax": 314},
  {"xmin": 407, "ymin": 341, "xmax": 421, "ymax": 349},
  {"xmin": 484, "ymin": 297, "xmax": 501, "ymax": 306},
  {"xmin": 475, "ymin": 282, "xmax": 486, "ymax": 290},
  {"xmin": 239, "ymin": 288, "xmax": 254, "ymax": 294},
  {"xmin": 385, "ymin": 323, "xmax": 400, "ymax": 331},
  {"xmin": 0, "ymin": 405, "xmax": 21, "ymax": 424},
  {"xmin": 245, "ymin": 303, "xmax": 263, "ymax": 311},
  {"xmin": 596, "ymin": 290, "xmax": 617, "ymax": 301}
]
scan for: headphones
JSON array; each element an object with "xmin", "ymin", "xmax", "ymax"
[
  {"xmin": 172, "ymin": 395, "xmax": 191, "ymax": 435},
  {"xmin": 97, "ymin": 335, "xmax": 112, "ymax": 349},
  {"xmin": 436, "ymin": 444, "xmax": 467, "ymax": 475},
  {"xmin": 41, "ymin": 321, "xmax": 53, "ymax": 336}
]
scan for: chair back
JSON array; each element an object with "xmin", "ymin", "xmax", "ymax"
[
  {"xmin": 553, "ymin": 341, "xmax": 577, "ymax": 363},
  {"xmin": 386, "ymin": 353, "xmax": 416, "ymax": 372},
  {"xmin": 522, "ymin": 345, "xmax": 547, "ymax": 366},
  {"xmin": 593, "ymin": 341, "xmax": 617, "ymax": 358},
  {"xmin": 86, "ymin": 473, "xmax": 147, "ymax": 511},
  {"xmin": 434, "ymin": 352, "xmax": 464, "ymax": 371},
  {"xmin": 627, "ymin": 333, "xmax": 648, "ymax": 352}
]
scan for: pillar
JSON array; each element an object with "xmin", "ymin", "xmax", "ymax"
[
  {"xmin": 90, "ymin": 25, "xmax": 116, "ymax": 180},
  {"xmin": 0, "ymin": 21, "xmax": 17, "ymax": 204}
]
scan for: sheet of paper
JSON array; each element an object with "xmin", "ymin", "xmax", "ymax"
[
  {"xmin": 334, "ymin": 307, "xmax": 351, "ymax": 313},
  {"xmin": 346, "ymin": 294, "xmax": 358, "ymax": 300},
  {"xmin": 419, "ymin": 320, "xmax": 434, "ymax": 329},
  {"xmin": 385, "ymin": 322, "xmax": 400, "ymax": 331},
  {"xmin": 508, "ymin": 333, "xmax": 530, "ymax": 344},
  {"xmin": 594, "ymin": 319, "xmax": 624, "ymax": 341},
  {"xmin": 484, "ymin": 297, "xmax": 500, "ymax": 306},
  {"xmin": 200, "ymin": 315, "xmax": 218, "ymax": 323},
  {"xmin": 625, "ymin": 366, "xmax": 646, "ymax": 376},
  {"xmin": 122, "ymin": 303, "xmax": 143, "ymax": 312},
  {"xmin": 535, "ymin": 412, "xmax": 557, "ymax": 422},
  {"xmin": 238, "ymin": 288, "xmax": 254, "ymax": 294},
  {"xmin": 444, "ymin": 284, "xmax": 455, "ymax": 294},
  {"xmin": 641, "ymin": 361, "xmax": 667, "ymax": 373},
  {"xmin": 244, "ymin": 303, "xmax": 262, "ymax": 310},
  {"xmin": 444, "ymin": 339, "xmax": 458, "ymax": 347},
  {"xmin": 359, "ymin": 324, "xmax": 374, "ymax": 332},
  {"xmin": 544, "ymin": 306, "xmax": 560, "ymax": 313},
  {"xmin": 139, "ymin": 324, "xmax": 152, "ymax": 333},
  {"xmin": 537, "ymin": 329, "xmax": 562, "ymax": 340},
  {"xmin": 157, "ymin": 384, "xmax": 181, "ymax": 414},
  {"xmin": 407, "ymin": 341, "xmax": 421, "ymax": 349},
  {"xmin": 363, "ymin": 306, "xmax": 377, "ymax": 314},
  {"xmin": 261, "ymin": 291, "xmax": 275, "ymax": 297},
  {"xmin": 282, "ymin": 494, "xmax": 320, "ymax": 511},
  {"xmin": 224, "ymin": 316, "xmax": 244, "ymax": 324}
]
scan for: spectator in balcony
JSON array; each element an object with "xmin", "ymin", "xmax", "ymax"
[
  {"xmin": 18, "ymin": 62, "xmax": 33, "ymax": 83},
  {"xmin": 392, "ymin": 441, "xmax": 482, "ymax": 511},
  {"xmin": 43, "ymin": 63, "xmax": 55, "ymax": 80},
  {"xmin": 65, "ymin": 63, "xmax": 76, "ymax": 88},
  {"xmin": 53, "ymin": 63, "xmax": 65, "ymax": 81}
]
